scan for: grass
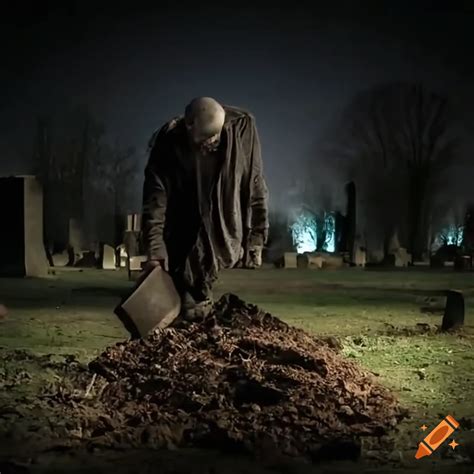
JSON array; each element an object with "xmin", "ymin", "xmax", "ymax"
[{"xmin": 0, "ymin": 266, "xmax": 473, "ymax": 472}]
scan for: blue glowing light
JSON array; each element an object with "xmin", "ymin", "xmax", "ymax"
[
  {"xmin": 323, "ymin": 213, "xmax": 336, "ymax": 253},
  {"xmin": 290, "ymin": 213, "xmax": 317, "ymax": 254},
  {"xmin": 432, "ymin": 225, "xmax": 464, "ymax": 250}
]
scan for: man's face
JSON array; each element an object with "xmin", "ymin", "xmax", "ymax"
[
  {"xmin": 196, "ymin": 132, "xmax": 221, "ymax": 154},
  {"xmin": 184, "ymin": 97, "xmax": 225, "ymax": 153}
]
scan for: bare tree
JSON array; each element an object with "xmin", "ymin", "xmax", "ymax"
[
  {"xmin": 323, "ymin": 82, "xmax": 459, "ymax": 260},
  {"xmin": 395, "ymin": 84, "xmax": 458, "ymax": 260},
  {"xmin": 91, "ymin": 143, "xmax": 140, "ymax": 246},
  {"xmin": 34, "ymin": 106, "xmax": 107, "ymax": 248}
]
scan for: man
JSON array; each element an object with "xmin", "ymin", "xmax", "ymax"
[{"xmin": 142, "ymin": 97, "xmax": 269, "ymax": 319}]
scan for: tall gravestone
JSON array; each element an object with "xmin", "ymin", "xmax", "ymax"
[
  {"xmin": 334, "ymin": 211, "xmax": 345, "ymax": 253},
  {"xmin": 442, "ymin": 290, "xmax": 465, "ymax": 331},
  {"xmin": 0, "ymin": 176, "xmax": 48, "ymax": 277},
  {"xmin": 464, "ymin": 205, "xmax": 474, "ymax": 253},
  {"xmin": 345, "ymin": 182, "xmax": 356, "ymax": 263},
  {"xmin": 283, "ymin": 252, "xmax": 297, "ymax": 268},
  {"xmin": 102, "ymin": 244, "xmax": 116, "ymax": 270}
]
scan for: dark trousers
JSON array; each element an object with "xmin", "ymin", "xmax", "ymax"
[
  {"xmin": 169, "ymin": 269, "xmax": 214, "ymax": 303},
  {"xmin": 166, "ymin": 218, "xmax": 218, "ymax": 303}
]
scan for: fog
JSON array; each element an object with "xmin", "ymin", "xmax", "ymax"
[{"xmin": 1, "ymin": 2, "xmax": 473, "ymax": 218}]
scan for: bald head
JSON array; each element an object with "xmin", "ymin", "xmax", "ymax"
[{"xmin": 184, "ymin": 97, "xmax": 226, "ymax": 146}]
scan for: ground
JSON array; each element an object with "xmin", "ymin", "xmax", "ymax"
[{"xmin": 0, "ymin": 267, "xmax": 473, "ymax": 473}]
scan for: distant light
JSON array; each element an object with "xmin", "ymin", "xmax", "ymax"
[
  {"xmin": 323, "ymin": 213, "xmax": 336, "ymax": 253},
  {"xmin": 290, "ymin": 212, "xmax": 317, "ymax": 254},
  {"xmin": 432, "ymin": 225, "xmax": 464, "ymax": 251}
]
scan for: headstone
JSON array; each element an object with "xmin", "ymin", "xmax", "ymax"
[
  {"xmin": 334, "ymin": 212, "xmax": 345, "ymax": 253},
  {"xmin": 129, "ymin": 255, "xmax": 147, "ymax": 271},
  {"xmin": 283, "ymin": 252, "xmax": 297, "ymax": 268},
  {"xmin": 307, "ymin": 254, "xmax": 323, "ymax": 269},
  {"xmin": 133, "ymin": 213, "xmax": 142, "ymax": 232},
  {"xmin": 117, "ymin": 244, "xmax": 128, "ymax": 268},
  {"xmin": 127, "ymin": 254, "xmax": 148, "ymax": 280},
  {"xmin": 344, "ymin": 182, "xmax": 356, "ymax": 261},
  {"xmin": 354, "ymin": 246, "xmax": 366, "ymax": 267},
  {"xmin": 296, "ymin": 253, "xmax": 308, "ymax": 268},
  {"xmin": 126, "ymin": 214, "xmax": 134, "ymax": 231},
  {"xmin": 464, "ymin": 205, "xmax": 474, "ymax": 252},
  {"xmin": 102, "ymin": 244, "xmax": 116, "ymax": 270},
  {"xmin": 52, "ymin": 250, "xmax": 69, "ymax": 267},
  {"xmin": 126, "ymin": 213, "xmax": 142, "ymax": 232},
  {"xmin": 442, "ymin": 290, "xmax": 464, "ymax": 331},
  {"xmin": 434, "ymin": 244, "xmax": 459, "ymax": 265},
  {"xmin": 394, "ymin": 248, "xmax": 411, "ymax": 267},
  {"xmin": 352, "ymin": 235, "xmax": 365, "ymax": 264},
  {"xmin": 0, "ymin": 176, "xmax": 48, "ymax": 277}
]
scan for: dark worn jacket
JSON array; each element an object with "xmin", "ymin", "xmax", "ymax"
[{"xmin": 142, "ymin": 106, "xmax": 269, "ymax": 286}]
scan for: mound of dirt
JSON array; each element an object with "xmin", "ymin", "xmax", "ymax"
[{"xmin": 87, "ymin": 293, "xmax": 405, "ymax": 459}]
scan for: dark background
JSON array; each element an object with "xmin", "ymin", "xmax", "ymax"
[{"xmin": 1, "ymin": 1, "xmax": 473, "ymax": 207}]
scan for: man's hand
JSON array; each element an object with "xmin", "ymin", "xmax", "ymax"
[
  {"xmin": 143, "ymin": 258, "xmax": 166, "ymax": 272},
  {"xmin": 244, "ymin": 246, "xmax": 263, "ymax": 269},
  {"xmin": 137, "ymin": 259, "xmax": 166, "ymax": 284}
]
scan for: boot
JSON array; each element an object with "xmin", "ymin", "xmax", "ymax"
[
  {"xmin": 180, "ymin": 292, "xmax": 197, "ymax": 321},
  {"xmin": 194, "ymin": 298, "xmax": 213, "ymax": 320}
]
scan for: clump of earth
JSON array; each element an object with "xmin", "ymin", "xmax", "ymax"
[{"xmin": 83, "ymin": 293, "xmax": 405, "ymax": 460}]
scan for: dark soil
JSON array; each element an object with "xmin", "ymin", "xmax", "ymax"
[
  {"xmin": 85, "ymin": 294, "xmax": 405, "ymax": 460},
  {"xmin": 0, "ymin": 294, "xmax": 407, "ymax": 470}
]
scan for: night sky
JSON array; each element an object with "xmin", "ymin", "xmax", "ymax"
[{"xmin": 1, "ymin": 1, "xmax": 473, "ymax": 202}]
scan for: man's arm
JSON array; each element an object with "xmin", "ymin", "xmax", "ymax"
[
  {"xmin": 142, "ymin": 127, "xmax": 169, "ymax": 265},
  {"xmin": 244, "ymin": 118, "xmax": 269, "ymax": 267}
]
